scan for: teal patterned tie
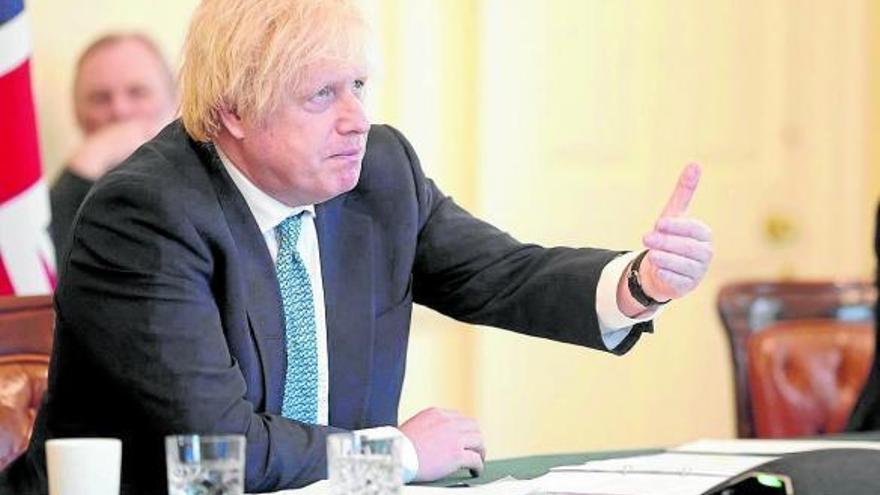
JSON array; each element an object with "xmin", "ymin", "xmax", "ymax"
[{"xmin": 274, "ymin": 213, "xmax": 318, "ymax": 423}]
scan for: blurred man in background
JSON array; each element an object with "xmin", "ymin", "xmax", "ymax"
[{"xmin": 49, "ymin": 33, "xmax": 175, "ymax": 261}]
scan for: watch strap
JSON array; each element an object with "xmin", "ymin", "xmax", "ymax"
[{"xmin": 627, "ymin": 250, "xmax": 668, "ymax": 307}]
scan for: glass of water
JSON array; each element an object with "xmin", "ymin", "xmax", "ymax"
[
  {"xmin": 165, "ymin": 434, "xmax": 246, "ymax": 495},
  {"xmin": 328, "ymin": 431, "xmax": 402, "ymax": 495}
]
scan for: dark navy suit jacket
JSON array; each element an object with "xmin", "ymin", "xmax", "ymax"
[{"xmin": 2, "ymin": 122, "xmax": 651, "ymax": 494}]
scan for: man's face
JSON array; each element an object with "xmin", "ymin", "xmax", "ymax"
[
  {"xmin": 228, "ymin": 63, "xmax": 371, "ymax": 206},
  {"xmin": 74, "ymin": 39, "xmax": 175, "ymax": 135}
]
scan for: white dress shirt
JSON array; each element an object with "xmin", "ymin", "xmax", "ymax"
[{"xmin": 215, "ymin": 145, "xmax": 656, "ymax": 481}]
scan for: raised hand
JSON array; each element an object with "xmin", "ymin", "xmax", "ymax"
[
  {"xmin": 639, "ymin": 163, "xmax": 713, "ymax": 303},
  {"xmin": 399, "ymin": 407, "xmax": 485, "ymax": 482},
  {"xmin": 67, "ymin": 118, "xmax": 163, "ymax": 180}
]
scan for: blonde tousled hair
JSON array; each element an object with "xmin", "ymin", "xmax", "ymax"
[{"xmin": 180, "ymin": 0, "xmax": 372, "ymax": 142}]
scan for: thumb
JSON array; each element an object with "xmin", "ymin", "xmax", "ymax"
[{"xmin": 660, "ymin": 163, "xmax": 701, "ymax": 218}]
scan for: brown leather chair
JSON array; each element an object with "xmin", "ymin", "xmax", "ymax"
[
  {"xmin": 747, "ymin": 319, "xmax": 873, "ymax": 437},
  {"xmin": 717, "ymin": 281, "xmax": 876, "ymax": 437},
  {"xmin": 0, "ymin": 295, "xmax": 53, "ymax": 470}
]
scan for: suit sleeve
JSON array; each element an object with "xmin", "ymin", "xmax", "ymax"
[
  {"xmin": 385, "ymin": 127, "xmax": 651, "ymax": 354},
  {"xmin": 56, "ymin": 166, "xmax": 340, "ymax": 492}
]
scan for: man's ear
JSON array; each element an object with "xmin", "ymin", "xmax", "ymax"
[{"xmin": 218, "ymin": 104, "xmax": 246, "ymax": 139}]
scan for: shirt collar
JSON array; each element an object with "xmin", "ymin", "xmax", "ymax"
[{"xmin": 214, "ymin": 144, "xmax": 314, "ymax": 234}]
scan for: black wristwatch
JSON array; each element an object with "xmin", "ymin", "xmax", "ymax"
[{"xmin": 626, "ymin": 250, "xmax": 668, "ymax": 308}]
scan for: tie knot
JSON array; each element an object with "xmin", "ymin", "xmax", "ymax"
[{"xmin": 275, "ymin": 212, "xmax": 304, "ymax": 251}]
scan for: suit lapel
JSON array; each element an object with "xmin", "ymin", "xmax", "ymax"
[
  {"xmin": 199, "ymin": 143, "xmax": 286, "ymax": 413},
  {"xmin": 316, "ymin": 195, "xmax": 375, "ymax": 430}
]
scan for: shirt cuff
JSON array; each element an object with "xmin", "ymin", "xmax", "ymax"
[
  {"xmin": 352, "ymin": 426, "xmax": 419, "ymax": 483},
  {"xmin": 595, "ymin": 251, "xmax": 663, "ymax": 344}
]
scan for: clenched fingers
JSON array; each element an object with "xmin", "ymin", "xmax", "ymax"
[
  {"xmin": 647, "ymin": 250, "xmax": 707, "ymax": 281},
  {"xmin": 655, "ymin": 217, "xmax": 712, "ymax": 242},
  {"xmin": 643, "ymin": 232, "xmax": 713, "ymax": 264}
]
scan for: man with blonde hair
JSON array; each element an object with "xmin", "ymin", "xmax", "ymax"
[
  {"xmin": 50, "ymin": 32, "xmax": 175, "ymax": 262},
  {"xmin": 3, "ymin": 0, "xmax": 712, "ymax": 493}
]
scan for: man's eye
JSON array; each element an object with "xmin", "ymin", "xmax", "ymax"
[
  {"xmin": 352, "ymin": 80, "xmax": 366, "ymax": 99},
  {"xmin": 128, "ymin": 86, "xmax": 149, "ymax": 99},
  {"xmin": 88, "ymin": 92, "xmax": 111, "ymax": 105},
  {"xmin": 313, "ymin": 86, "xmax": 333, "ymax": 100}
]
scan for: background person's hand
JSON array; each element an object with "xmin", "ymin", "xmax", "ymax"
[
  {"xmin": 399, "ymin": 407, "xmax": 485, "ymax": 482},
  {"xmin": 67, "ymin": 118, "xmax": 162, "ymax": 180},
  {"xmin": 638, "ymin": 163, "xmax": 713, "ymax": 303}
]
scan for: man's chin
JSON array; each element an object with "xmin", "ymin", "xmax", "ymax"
[
  {"xmin": 337, "ymin": 162, "xmax": 362, "ymax": 192},
  {"xmin": 313, "ymin": 168, "xmax": 362, "ymax": 204}
]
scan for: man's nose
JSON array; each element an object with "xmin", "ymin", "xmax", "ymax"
[
  {"xmin": 108, "ymin": 95, "xmax": 135, "ymax": 121},
  {"xmin": 337, "ymin": 93, "xmax": 370, "ymax": 135}
]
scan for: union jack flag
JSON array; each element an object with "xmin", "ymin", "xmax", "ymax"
[{"xmin": 0, "ymin": 0, "xmax": 55, "ymax": 295}]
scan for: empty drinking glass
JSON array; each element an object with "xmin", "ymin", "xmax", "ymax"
[
  {"xmin": 165, "ymin": 434, "xmax": 246, "ymax": 495},
  {"xmin": 327, "ymin": 431, "xmax": 402, "ymax": 495}
]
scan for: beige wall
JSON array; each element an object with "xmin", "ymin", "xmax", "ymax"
[
  {"xmin": 869, "ymin": 0, "xmax": 880, "ymax": 215},
  {"xmin": 469, "ymin": 0, "xmax": 877, "ymax": 457},
  {"xmin": 28, "ymin": 0, "xmax": 880, "ymax": 460}
]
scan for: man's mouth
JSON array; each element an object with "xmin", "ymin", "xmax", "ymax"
[{"xmin": 329, "ymin": 147, "xmax": 363, "ymax": 159}]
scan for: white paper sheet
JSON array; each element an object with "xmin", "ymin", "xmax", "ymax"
[
  {"xmin": 529, "ymin": 452, "xmax": 774, "ymax": 495},
  {"xmin": 673, "ymin": 438, "xmax": 880, "ymax": 456},
  {"xmin": 536, "ymin": 471, "xmax": 731, "ymax": 495}
]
